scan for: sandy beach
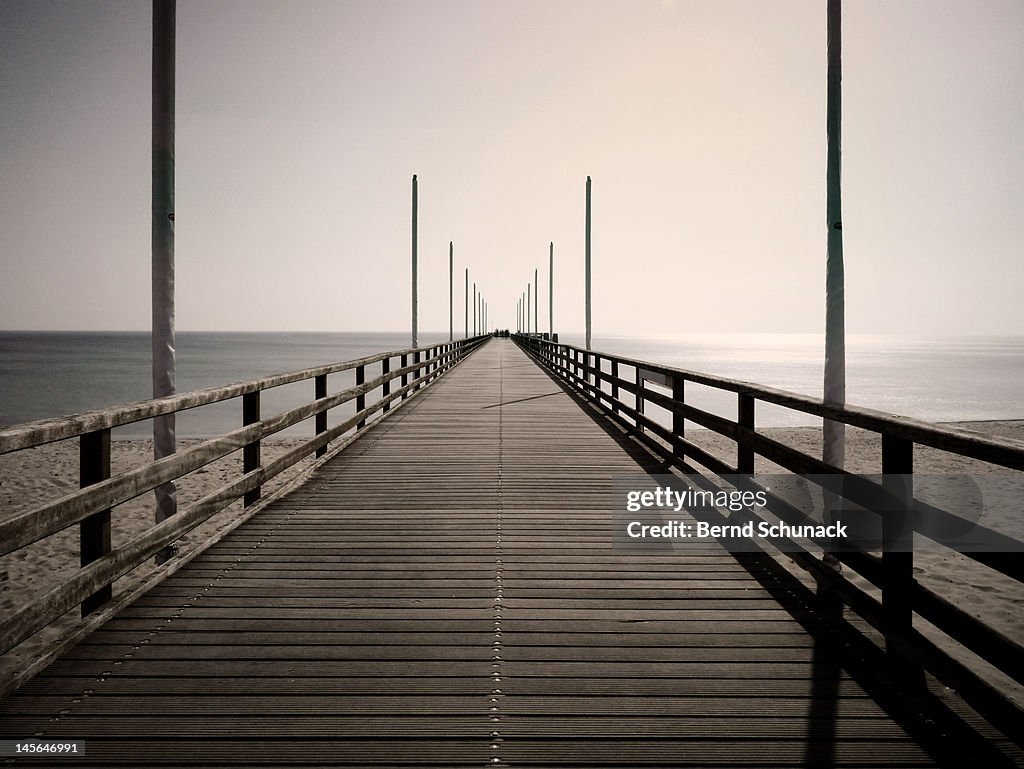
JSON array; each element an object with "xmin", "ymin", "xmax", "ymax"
[
  {"xmin": 0, "ymin": 437, "xmax": 315, "ymax": 689},
  {"xmin": 1, "ymin": 421, "xmax": 1022, "ymax": 705}
]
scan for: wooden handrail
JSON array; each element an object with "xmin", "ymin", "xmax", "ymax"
[
  {"xmin": 0, "ymin": 335, "xmax": 492, "ymax": 657},
  {"xmin": 513, "ymin": 332, "xmax": 1024, "ymax": 740},
  {"xmin": 520, "ymin": 337, "xmax": 1024, "ymax": 470},
  {"xmin": 0, "ymin": 342, "xmax": 479, "ymax": 454}
]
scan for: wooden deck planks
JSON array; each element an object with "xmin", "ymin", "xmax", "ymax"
[{"xmin": 0, "ymin": 339, "xmax": 1012, "ymax": 767}]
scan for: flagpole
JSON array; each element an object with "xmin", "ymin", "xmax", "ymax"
[
  {"xmin": 823, "ymin": 0, "xmax": 845, "ymax": 469},
  {"xmin": 534, "ymin": 268, "xmax": 538, "ymax": 338},
  {"xmin": 585, "ymin": 176, "xmax": 592, "ymax": 350},
  {"xmin": 549, "ymin": 242, "xmax": 554, "ymax": 339},
  {"xmin": 448, "ymin": 242, "xmax": 453, "ymax": 342},
  {"xmin": 152, "ymin": 0, "xmax": 177, "ymax": 564},
  {"xmin": 411, "ymin": 174, "xmax": 418, "ymax": 348}
]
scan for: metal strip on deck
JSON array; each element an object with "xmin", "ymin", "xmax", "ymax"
[{"xmin": 0, "ymin": 339, "xmax": 1007, "ymax": 767}]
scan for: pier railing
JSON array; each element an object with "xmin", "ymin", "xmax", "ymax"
[
  {"xmin": 0, "ymin": 335, "xmax": 491, "ymax": 666},
  {"xmin": 515, "ymin": 334, "xmax": 1024, "ymax": 738}
]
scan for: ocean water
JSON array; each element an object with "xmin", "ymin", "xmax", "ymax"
[
  {"xmin": 561, "ymin": 333, "xmax": 1024, "ymax": 428},
  {"xmin": 0, "ymin": 331, "xmax": 455, "ymax": 438},
  {"xmin": 0, "ymin": 331, "xmax": 1021, "ymax": 437}
]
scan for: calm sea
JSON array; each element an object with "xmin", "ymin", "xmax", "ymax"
[{"xmin": 0, "ymin": 331, "xmax": 1021, "ymax": 437}]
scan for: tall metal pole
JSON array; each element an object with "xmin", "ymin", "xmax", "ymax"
[
  {"xmin": 526, "ymin": 283, "xmax": 531, "ymax": 335},
  {"xmin": 152, "ymin": 0, "xmax": 177, "ymax": 559},
  {"xmin": 533, "ymin": 268, "xmax": 538, "ymax": 339},
  {"xmin": 585, "ymin": 175, "xmax": 592, "ymax": 350},
  {"xmin": 465, "ymin": 268, "xmax": 469, "ymax": 339},
  {"xmin": 448, "ymin": 241, "xmax": 453, "ymax": 342},
  {"xmin": 824, "ymin": 0, "xmax": 845, "ymax": 469},
  {"xmin": 411, "ymin": 174, "xmax": 418, "ymax": 348},
  {"xmin": 473, "ymin": 282, "xmax": 477, "ymax": 336},
  {"xmin": 549, "ymin": 241, "xmax": 554, "ymax": 338}
]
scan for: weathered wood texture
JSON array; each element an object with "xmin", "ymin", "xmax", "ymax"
[{"xmin": 1, "ymin": 340, "xmax": 1018, "ymax": 767}]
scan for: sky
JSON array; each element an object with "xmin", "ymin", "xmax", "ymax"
[{"xmin": 1, "ymin": 0, "xmax": 1022, "ymax": 336}]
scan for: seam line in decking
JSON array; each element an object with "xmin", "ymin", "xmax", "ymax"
[{"xmin": 491, "ymin": 343, "xmax": 506, "ymax": 766}]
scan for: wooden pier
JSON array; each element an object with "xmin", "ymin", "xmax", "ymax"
[{"xmin": 1, "ymin": 338, "xmax": 1023, "ymax": 766}]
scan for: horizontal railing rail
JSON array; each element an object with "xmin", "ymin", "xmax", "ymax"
[
  {"xmin": 0, "ymin": 335, "xmax": 492, "ymax": 661},
  {"xmin": 514, "ymin": 333, "xmax": 1024, "ymax": 742}
]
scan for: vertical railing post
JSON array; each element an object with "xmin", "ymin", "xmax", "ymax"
[
  {"xmin": 636, "ymin": 368, "xmax": 645, "ymax": 433},
  {"xmin": 611, "ymin": 360, "xmax": 620, "ymax": 414},
  {"xmin": 80, "ymin": 428, "xmax": 112, "ymax": 616},
  {"xmin": 737, "ymin": 393, "xmax": 755, "ymax": 474},
  {"xmin": 882, "ymin": 433, "xmax": 914, "ymax": 659},
  {"xmin": 356, "ymin": 364, "xmax": 366, "ymax": 428},
  {"xmin": 671, "ymin": 375, "xmax": 685, "ymax": 462},
  {"xmin": 243, "ymin": 391, "xmax": 261, "ymax": 507},
  {"xmin": 382, "ymin": 358, "xmax": 391, "ymax": 413},
  {"xmin": 413, "ymin": 350, "xmax": 421, "ymax": 392},
  {"xmin": 315, "ymin": 374, "xmax": 328, "ymax": 458},
  {"xmin": 401, "ymin": 353, "xmax": 409, "ymax": 401}
]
